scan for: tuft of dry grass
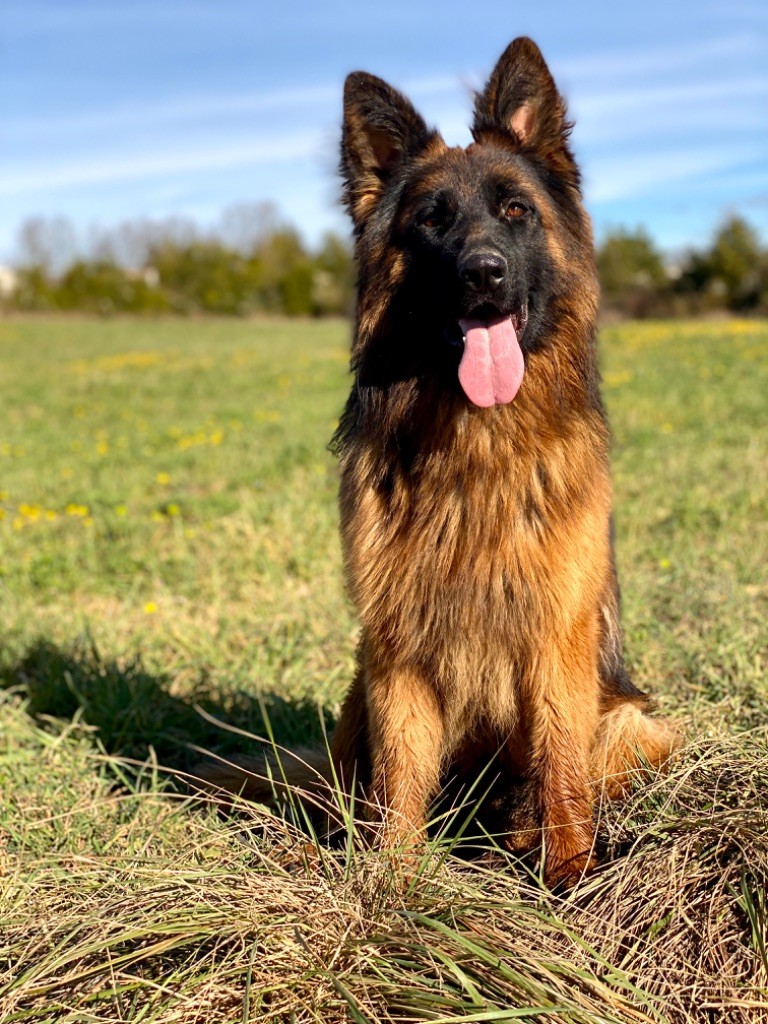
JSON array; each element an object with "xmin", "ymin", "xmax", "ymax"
[{"xmin": 2, "ymin": 690, "xmax": 766, "ymax": 1022}]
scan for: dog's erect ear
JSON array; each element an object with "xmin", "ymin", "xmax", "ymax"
[
  {"xmin": 472, "ymin": 38, "xmax": 573, "ymax": 168},
  {"xmin": 341, "ymin": 72, "xmax": 437, "ymax": 228}
]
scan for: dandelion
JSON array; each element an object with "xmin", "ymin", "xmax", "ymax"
[
  {"xmin": 166, "ymin": 503, "xmax": 180, "ymax": 516},
  {"xmin": 177, "ymin": 430, "xmax": 207, "ymax": 450},
  {"xmin": 604, "ymin": 370, "xmax": 634, "ymax": 388},
  {"xmin": 661, "ymin": 423, "xmax": 674, "ymax": 434},
  {"xmin": 115, "ymin": 504, "xmax": 127, "ymax": 516},
  {"xmin": 96, "ymin": 441, "xmax": 109, "ymax": 455},
  {"xmin": 156, "ymin": 472, "xmax": 170, "ymax": 485},
  {"xmin": 659, "ymin": 558, "xmax": 671, "ymax": 570},
  {"xmin": 144, "ymin": 602, "xmax": 157, "ymax": 614}
]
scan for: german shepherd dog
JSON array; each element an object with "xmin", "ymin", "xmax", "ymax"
[{"xmin": 203, "ymin": 37, "xmax": 678, "ymax": 887}]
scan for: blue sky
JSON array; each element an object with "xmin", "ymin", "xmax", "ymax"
[{"xmin": 2, "ymin": 0, "xmax": 767, "ymax": 262}]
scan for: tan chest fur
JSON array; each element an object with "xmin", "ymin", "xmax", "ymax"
[{"xmin": 339, "ymin": 395, "xmax": 612, "ymax": 734}]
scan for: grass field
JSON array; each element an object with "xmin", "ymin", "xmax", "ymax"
[{"xmin": 1, "ymin": 315, "xmax": 767, "ymax": 1023}]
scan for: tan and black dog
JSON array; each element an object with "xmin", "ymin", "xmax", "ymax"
[{"xmin": 204, "ymin": 37, "xmax": 678, "ymax": 887}]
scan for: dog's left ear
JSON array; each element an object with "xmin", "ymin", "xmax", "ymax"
[{"xmin": 472, "ymin": 37, "xmax": 575, "ymax": 175}]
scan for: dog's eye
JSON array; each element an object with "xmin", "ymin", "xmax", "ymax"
[
  {"xmin": 419, "ymin": 212, "xmax": 442, "ymax": 229},
  {"xmin": 503, "ymin": 202, "xmax": 527, "ymax": 220}
]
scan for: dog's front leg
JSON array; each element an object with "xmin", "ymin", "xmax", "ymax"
[
  {"xmin": 365, "ymin": 657, "xmax": 444, "ymax": 852},
  {"xmin": 521, "ymin": 617, "xmax": 601, "ymax": 888}
]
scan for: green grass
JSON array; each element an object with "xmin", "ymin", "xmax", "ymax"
[{"xmin": 1, "ymin": 314, "xmax": 767, "ymax": 1022}]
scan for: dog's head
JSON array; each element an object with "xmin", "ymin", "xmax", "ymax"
[{"xmin": 341, "ymin": 38, "xmax": 598, "ymax": 407}]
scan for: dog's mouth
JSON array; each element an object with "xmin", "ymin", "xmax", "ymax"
[{"xmin": 452, "ymin": 301, "xmax": 528, "ymax": 408}]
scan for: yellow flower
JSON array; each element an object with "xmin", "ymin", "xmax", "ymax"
[
  {"xmin": 166, "ymin": 503, "xmax": 180, "ymax": 516},
  {"xmin": 156, "ymin": 472, "xmax": 170, "ymax": 485},
  {"xmin": 115, "ymin": 504, "xmax": 127, "ymax": 516},
  {"xmin": 144, "ymin": 601, "xmax": 157, "ymax": 614},
  {"xmin": 604, "ymin": 370, "xmax": 634, "ymax": 388},
  {"xmin": 658, "ymin": 558, "xmax": 671, "ymax": 570}
]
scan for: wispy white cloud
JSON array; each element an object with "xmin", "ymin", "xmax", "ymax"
[
  {"xmin": 574, "ymin": 76, "xmax": 768, "ymax": 121},
  {"xmin": 0, "ymin": 133, "xmax": 324, "ymax": 195},
  {"xmin": 4, "ymin": 84, "xmax": 339, "ymax": 140},
  {"xmin": 586, "ymin": 145, "xmax": 767, "ymax": 203},
  {"xmin": 555, "ymin": 32, "xmax": 757, "ymax": 84},
  {"xmin": 5, "ymin": 74, "xmax": 467, "ymax": 143}
]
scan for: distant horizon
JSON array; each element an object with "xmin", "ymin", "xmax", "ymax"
[
  {"xmin": 2, "ymin": 202, "xmax": 762, "ymax": 276},
  {"xmin": 3, "ymin": 1, "xmax": 767, "ymax": 263}
]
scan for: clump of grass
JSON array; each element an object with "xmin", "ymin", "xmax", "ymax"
[{"xmin": 2, "ymin": 692, "xmax": 766, "ymax": 1022}]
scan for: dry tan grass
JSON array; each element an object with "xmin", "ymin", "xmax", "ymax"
[{"xmin": 2, "ymin": 700, "xmax": 766, "ymax": 1023}]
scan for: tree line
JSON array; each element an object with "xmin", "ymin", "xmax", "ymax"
[
  {"xmin": 2, "ymin": 203, "xmax": 766, "ymax": 318},
  {"xmin": 596, "ymin": 216, "xmax": 768, "ymax": 317},
  {"xmin": 5, "ymin": 204, "xmax": 354, "ymax": 317}
]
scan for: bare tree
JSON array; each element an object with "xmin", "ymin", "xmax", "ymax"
[
  {"xmin": 218, "ymin": 201, "xmax": 281, "ymax": 256},
  {"xmin": 16, "ymin": 216, "xmax": 77, "ymax": 275}
]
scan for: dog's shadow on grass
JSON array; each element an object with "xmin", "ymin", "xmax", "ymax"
[{"xmin": 1, "ymin": 638, "xmax": 335, "ymax": 784}]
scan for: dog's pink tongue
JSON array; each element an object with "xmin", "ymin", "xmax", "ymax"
[{"xmin": 457, "ymin": 315, "xmax": 524, "ymax": 407}]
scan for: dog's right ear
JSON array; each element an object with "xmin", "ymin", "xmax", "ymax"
[{"xmin": 341, "ymin": 72, "xmax": 437, "ymax": 229}]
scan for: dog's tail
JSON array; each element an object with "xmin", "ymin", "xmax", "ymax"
[
  {"xmin": 193, "ymin": 746, "xmax": 335, "ymax": 804},
  {"xmin": 192, "ymin": 670, "xmax": 369, "ymax": 809},
  {"xmin": 592, "ymin": 699, "xmax": 681, "ymax": 799}
]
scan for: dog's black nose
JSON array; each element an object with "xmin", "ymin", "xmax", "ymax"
[{"xmin": 459, "ymin": 251, "xmax": 507, "ymax": 293}]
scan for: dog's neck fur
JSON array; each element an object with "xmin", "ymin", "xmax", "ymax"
[{"xmin": 333, "ymin": 296, "xmax": 606, "ymax": 484}]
